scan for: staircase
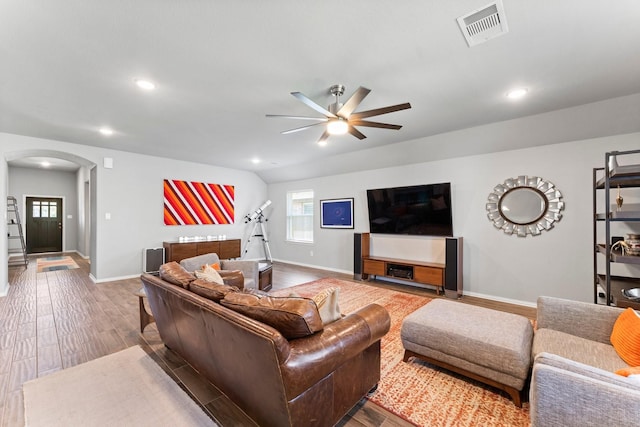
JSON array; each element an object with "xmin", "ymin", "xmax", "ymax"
[{"xmin": 7, "ymin": 196, "xmax": 28, "ymax": 268}]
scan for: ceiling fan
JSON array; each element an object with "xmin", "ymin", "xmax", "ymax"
[{"xmin": 266, "ymin": 84, "xmax": 411, "ymax": 145}]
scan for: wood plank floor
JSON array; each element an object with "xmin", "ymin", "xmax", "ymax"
[{"xmin": 0, "ymin": 254, "xmax": 535, "ymax": 426}]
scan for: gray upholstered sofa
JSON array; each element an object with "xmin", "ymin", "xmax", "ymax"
[
  {"xmin": 179, "ymin": 252, "xmax": 259, "ymax": 289},
  {"xmin": 530, "ymin": 296, "xmax": 640, "ymax": 427}
]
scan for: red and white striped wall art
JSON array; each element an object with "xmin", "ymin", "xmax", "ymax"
[{"xmin": 163, "ymin": 179, "xmax": 235, "ymax": 225}]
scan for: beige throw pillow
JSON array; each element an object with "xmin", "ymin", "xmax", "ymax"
[
  {"xmin": 312, "ymin": 287, "xmax": 342, "ymax": 325},
  {"xmin": 195, "ymin": 264, "xmax": 224, "ymax": 285}
]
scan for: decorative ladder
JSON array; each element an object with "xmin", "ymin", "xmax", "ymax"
[{"xmin": 7, "ymin": 196, "xmax": 28, "ymax": 268}]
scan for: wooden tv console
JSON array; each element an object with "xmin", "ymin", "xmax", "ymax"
[{"xmin": 362, "ymin": 256, "xmax": 445, "ymax": 294}]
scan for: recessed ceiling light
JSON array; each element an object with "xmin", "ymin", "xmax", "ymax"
[
  {"xmin": 506, "ymin": 88, "xmax": 528, "ymax": 99},
  {"xmin": 41, "ymin": 161, "xmax": 50, "ymax": 168},
  {"xmin": 317, "ymin": 140, "xmax": 328, "ymax": 147},
  {"xmin": 99, "ymin": 127, "xmax": 114, "ymax": 136},
  {"xmin": 251, "ymin": 158, "xmax": 261, "ymax": 164},
  {"xmin": 135, "ymin": 79, "xmax": 156, "ymax": 90}
]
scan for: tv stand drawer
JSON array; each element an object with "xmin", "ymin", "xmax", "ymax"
[
  {"xmin": 414, "ymin": 266, "xmax": 443, "ymax": 286},
  {"xmin": 363, "ymin": 259, "xmax": 385, "ymax": 276}
]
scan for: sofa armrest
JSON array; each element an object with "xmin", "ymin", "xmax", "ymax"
[
  {"xmin": 218, "ymin": 269, "xmax": 244, "ymax": 289},
  {"xmin": 531, "ymin": 353, "xmax": 640, "ymax": 427},
  {"xmin": 221, "ymin": 260, "xmax": 259, "ymax": 289},
  {"xmin": 281, "ymin": 303, "xmax": 391, "ymax": 399},
  {"xmin": 537, "ymin": 296, "xmax": 623, "ymax": 344}
]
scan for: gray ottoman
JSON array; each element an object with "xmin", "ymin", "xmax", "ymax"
[{"xmin": 401, "ymin": 299, "xmax": 533, "ymax": 407}]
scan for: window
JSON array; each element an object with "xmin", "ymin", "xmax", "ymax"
[
  {"xmin": 32, "ymin": 200, "xmax": 58, "ymax": 218},
  {"xmin": 286, "ymin": 190, "xmax": 314, "ymax": 243}
]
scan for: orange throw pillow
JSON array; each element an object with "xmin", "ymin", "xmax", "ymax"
[
  {"xmin": 201, "ymin": 262, "xmax": 221, "ymax": 270},
  {"xmin": 610, "ymin": 308, "xmax": 640, "ymax": 366}
]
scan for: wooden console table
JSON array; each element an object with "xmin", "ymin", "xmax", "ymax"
[
  {"xmin": 163, "ymin": 239, "xmax": 241, "ymax": 263},
  {"xmin": 363, "ymin": 256, "xmax": 445, "ymax": 294}
]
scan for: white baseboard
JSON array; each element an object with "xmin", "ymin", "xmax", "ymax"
[
  {"xmin": 92, "ymin": 273, "xmax": 141, "ymax": 284},
  {"xmin": 458, "ymin": 290, "xmax": 537, "ymax": 308},
  {"xmin": 70, "ymin": 249, "xmax": 90, "ymax": 259}
]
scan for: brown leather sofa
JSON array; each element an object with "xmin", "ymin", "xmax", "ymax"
[{"xmin": 140, "ymin": 273, "xmax": 391, "ymax": 427}]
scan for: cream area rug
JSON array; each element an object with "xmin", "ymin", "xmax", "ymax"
[{"xmin": 23, "ymin": 345, "xmax": 217, "ymax": 427}]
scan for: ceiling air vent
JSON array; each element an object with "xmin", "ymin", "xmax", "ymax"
[{"xmin": 457, "ymin": 1, "xmax": 508, "ymax": 47}]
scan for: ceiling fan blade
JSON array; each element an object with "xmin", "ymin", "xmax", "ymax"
[
  {"xmin": 350, "ymin": 102, "xmax": 412, "ymax": 120},
  {"xmin": 282, "ymin": 122, "xmax": 326, "ymax": 135},
  {"xmin": 291, "ymin": 91, "xmax": 337, "ymax": 118},
  {"xmin": 349, "ymin": 119, "xmax": 402, "ymax": 130},
  {"xmin": 337, "ymin": 86, "xmax": 371, "ymax": 119},
  {"xmin": 317, "ymin": 130, "xmax": 331, "ymax": 144},
  {"xmin": 348, "ymin": 125, "xmax": 367, "ymax": 140},
  {"xmin": 266, "ymin": 114, "xmax": 328, "ymax": 121}
]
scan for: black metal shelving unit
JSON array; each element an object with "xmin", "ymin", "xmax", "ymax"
[{"xmin": 592, "ymin": 149, "xmax": 640, "ymax": 308}]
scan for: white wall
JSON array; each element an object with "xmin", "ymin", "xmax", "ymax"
[
  {"xmin": 8, "ymin": 166, "xmax": 79, "ymax": 253},
  {"xmin": 1, "ymin": 156, "xmax": 7, "ymax": 295},
  {"xmin": 2, "ymin": 130, "xmax": 639, "ymax": 305},
  {"xmin": 76, "ymin": 166, "xmax": 92, "ymax": 257},
  {"xmin": 1, "ymin": 133, "xmax": 268, "ymax": 284},
  {"xmin": 268, "ymin": 133, "xmax": 640, "ymax": 306}
]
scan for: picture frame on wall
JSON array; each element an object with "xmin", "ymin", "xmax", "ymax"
[{"xmin": 320, "ymin": 198, "xmax": 354, "ymax": 229}]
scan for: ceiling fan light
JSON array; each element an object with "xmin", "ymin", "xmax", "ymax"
[{"xmin": 327, "ymin": 119, "xmax": 348, "ymax": 135}]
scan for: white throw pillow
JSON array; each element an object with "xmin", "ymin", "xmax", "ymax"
[
  {"xmin": 312, "ymin": 287, "xmax": 342, "ymax": 325},
  {"xmin": 194, "ymin": 264, "xmax": 224, "ymax": 285}
]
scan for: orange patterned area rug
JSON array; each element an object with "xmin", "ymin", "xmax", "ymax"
[
  {"xmin": 36, "ymin": 256, "xmax": 79, "ymax": 273},
  {"xmin": 272, "ymin": 278, "xmax": 530, "ymax": 427}
]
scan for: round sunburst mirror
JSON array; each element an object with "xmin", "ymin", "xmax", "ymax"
[{"xmin": 486, "ymin": 175, "xmax": 564, "ymax": 237}]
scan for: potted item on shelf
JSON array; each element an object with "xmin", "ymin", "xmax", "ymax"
[
  {"xmin": 616, "ymin": 186, "xmax": 623, "ymax": 211},
  {"xmin": 626, "ymin": 234, "xmax": 640, "ymax": 256}
]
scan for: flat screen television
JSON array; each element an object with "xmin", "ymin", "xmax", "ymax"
[{"xmin": 366, "ymin": 183, "xmax": 453, "ymax": 236}]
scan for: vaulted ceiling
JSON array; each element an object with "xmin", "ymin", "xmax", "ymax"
[{"xmin": 2, "ymin": 1, "xmax": 640, "ymax": 182}]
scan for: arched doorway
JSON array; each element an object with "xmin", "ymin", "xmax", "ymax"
[{"xmin": 5, "ymin": 149, "xmax": 97, "ymax": 278}]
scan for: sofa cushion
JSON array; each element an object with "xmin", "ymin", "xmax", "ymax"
[
  {"xmin": 533, "ymin": 328, "xmax": 628, "ymax": 372},
  {"xmin": 610, "ymin": 308, "xmax": 640, "ymax": 366},
  {"xmin": 195, "ymin": 264, "xmax": 224, "ymax": 285},
  {"xmin": 312, "ymin": 287, "xmax": 342, "ymax": 325},
  {"xmin": 189, "ymin": 278, "xmax": 239, "ymax": 302},
  {"xmin": 221, "ymin": 293, "xmax": 323, "ymax": 339},
  {"xmin": 159, "ymin": 262, "xmax": 196, "ymax": 288},
  {"xmin": 534, "ymin": 352, "xmax": 640, "ymax": 391}
]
